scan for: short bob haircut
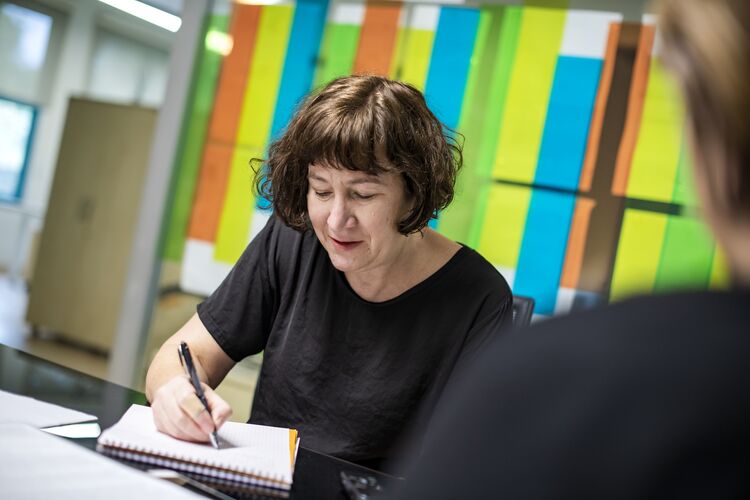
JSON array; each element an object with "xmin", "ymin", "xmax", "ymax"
[{"xmin": 253, "ymin": 75, "xmax": 462, "ymax": 235}]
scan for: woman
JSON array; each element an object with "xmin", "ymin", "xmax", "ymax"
[
  {"xmin": 393, "ymin": 0, "xmax": 750, "ymax": 497},
  {"xmin": 146, "ymin": 76, "xmax": 512, "ymax": 470}
]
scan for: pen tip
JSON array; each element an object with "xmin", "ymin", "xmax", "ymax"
[{"xmin": 210, "ymin": 432, "xmax": 220, "ymax": 449}]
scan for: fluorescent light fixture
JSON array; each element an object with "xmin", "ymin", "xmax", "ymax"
[
  {"xmin": 97, "ymin": 0, "xmax": 182, "ymax": 32},
  {"xmin": 235, "ymin": 0, "xmax": 288, "ymax": 6}
]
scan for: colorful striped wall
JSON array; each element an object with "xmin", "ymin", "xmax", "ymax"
[{"xmin": 162, "ymin": 1, "xmax": 727, "ymax": 315}]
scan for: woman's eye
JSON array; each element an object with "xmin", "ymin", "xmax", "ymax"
[
  {"xmin": 314, "ymin": 191, "xmax": 332, "ymax": 199},
  {"xmin": 353, "ymin": 192, "xmax": 375, "ymax": 200}
]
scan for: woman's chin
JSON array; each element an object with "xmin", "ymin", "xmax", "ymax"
[
  {"xmin": 327, "ymin": 253, "xmax": 361, "ymax": 273},
  {"xmin": 330, "ymin": 259, "xmax": 357, "ymax": 273}
]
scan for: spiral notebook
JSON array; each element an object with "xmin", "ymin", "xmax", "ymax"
[{"xmin": 97, "ymin": 405, "xmax": 299, "ymax": 498}]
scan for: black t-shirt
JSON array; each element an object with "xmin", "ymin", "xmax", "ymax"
[
  {"xmin": 198, "ymin": 215, "xmax": 512, "ymax": 467},
  {"xmin": 394, "ymin": 289, "xmax": 750, "ymax": 498}
]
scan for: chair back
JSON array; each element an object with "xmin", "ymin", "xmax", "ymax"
[{"xmin": 512, "ymin": 295, "xmax": 535, "ymax": 327}]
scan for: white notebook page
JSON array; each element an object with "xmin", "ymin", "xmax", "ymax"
[{"xmin": 98, "ymin": 404, "xmax": 295, "ymax": 483}]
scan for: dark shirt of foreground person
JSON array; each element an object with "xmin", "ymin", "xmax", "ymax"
[{"xmin": 392, "ymin": 289, "xmax": 750, "ymax": 499}]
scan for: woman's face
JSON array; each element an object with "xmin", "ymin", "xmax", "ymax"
[{"xmin": 307, "ymin": 163, "xmax": 412, "ymax": 276}]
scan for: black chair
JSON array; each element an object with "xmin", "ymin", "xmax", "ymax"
[{"xmin": 512, "ymin": 295, "xmax": 535, "ymax": 327}]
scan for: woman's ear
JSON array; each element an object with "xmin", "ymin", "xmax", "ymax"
[{"xmin": 397, "ymin": 176, "xmax": 418, "ymax": 230}]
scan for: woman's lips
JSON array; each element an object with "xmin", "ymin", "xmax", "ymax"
[{"xmin": 330, "ymin": 237, "xmax": 362, "ymax": 251}]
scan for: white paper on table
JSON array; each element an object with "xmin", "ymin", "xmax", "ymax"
[
  {"xmin": 0, "ymin": 389, "xmax": 96, "ymax": 428},
  {"xmin": 0, "ymin": 423, "xmax": 202, "ymax": 499}
]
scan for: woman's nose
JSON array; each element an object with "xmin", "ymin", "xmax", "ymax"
[{"xmin": 327, "ymin": 198, "xmax": 355, "ymax": 230}]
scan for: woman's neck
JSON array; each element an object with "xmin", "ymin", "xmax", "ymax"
[{"xmin": 344, "ymin": 229, "xmax": 460, "ymax": 302}]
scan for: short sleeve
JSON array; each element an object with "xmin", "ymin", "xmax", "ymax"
[
  {"xmin": 197, "ymin": 216, "xmax": 281, "ymax": 362},
  {"xmin": 452, "ymin": 291, "xmax": 513, "ymax": 373}
]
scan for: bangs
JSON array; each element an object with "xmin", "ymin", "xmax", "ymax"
[
  {"xmin": 295, "ymin": 103, "xmax": 390, "ymax": 175},
  {"xmin": 259, "ymin": 75, "xmax": 461, "ymax": 235}
]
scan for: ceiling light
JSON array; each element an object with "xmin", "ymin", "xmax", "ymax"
[{"xmin": 97, "ymin": 0, "xmax": 182, "ymax": 32}]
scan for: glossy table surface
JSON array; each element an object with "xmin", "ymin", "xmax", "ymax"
[{"xmin": 0, "ymin": 343, "xmax": 394, "ymax": 499}]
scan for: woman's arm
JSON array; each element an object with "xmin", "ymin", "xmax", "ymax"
[{"xmin": 145, "ymin": 313, "xmax": 236, "ymax": 442}]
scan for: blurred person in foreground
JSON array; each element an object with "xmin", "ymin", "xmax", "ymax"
[{"xmin": 393, "ymin": 0, "xmax": 750, "ymax": 497}]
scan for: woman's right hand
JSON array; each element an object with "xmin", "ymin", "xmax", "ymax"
[{"xmin": 150, "ymin": 375, "xmax": 233, "ymax": 443}]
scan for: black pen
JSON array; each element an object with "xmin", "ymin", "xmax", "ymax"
[{"xmin": 178, "ymin": 341, "xmax": 220, "ymax": 449}]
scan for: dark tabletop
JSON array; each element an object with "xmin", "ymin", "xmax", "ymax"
[{"xmin": 0, "ymin": 343, "xmax": 396, "ymax": 499}]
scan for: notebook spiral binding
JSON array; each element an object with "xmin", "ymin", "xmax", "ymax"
[{"xmin": 97, "ymin": 444, "xmax": 290, "ymax": 499}]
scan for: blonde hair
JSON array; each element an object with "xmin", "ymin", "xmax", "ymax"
[{"xmin": 658, "ymin": 0, "xmax": 750, "ymax": 219}]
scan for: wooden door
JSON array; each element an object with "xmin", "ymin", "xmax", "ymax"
[{"xmin": 27, "ymin": 98, "xmax": 156, "ymax": 352}]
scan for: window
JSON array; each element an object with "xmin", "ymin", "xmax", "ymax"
[
  {"xmin": 0, "ymin": 2, "xmax": 53, "ymax": 100},
  {"xmin": 0, "ymin": 96, "xmax": 36, "ymax": 202},
  {"xmin": 88, "ymin": 29, "xmax": 170, "ymax": 107}
]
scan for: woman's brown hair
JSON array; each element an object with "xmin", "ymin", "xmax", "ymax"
[
  {"xmin": 253, "ymin": 75, "xmax": 462, "ymax": 234},
  {"xmin": 658, "ymin": 0, "xmax": 750, "ymax": 220}
]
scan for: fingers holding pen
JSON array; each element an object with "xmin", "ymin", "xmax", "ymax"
[
  {"xmin": 164, "ymin": 407, "xmax": 207, "ymax": 443},
  {"xmin": 203, "ymin": 383, "xmax": 233, "ymax": 429},
  {"xmin": 152, "ymin": 376, "xmax": 215, "ymax": 443},
  {"xmin": 178, "ymin": 387, "xmax": 216, "ymax": 437},
  {"xmin": 176, "ymin": 341, "xmax": 231, "ymax": 443}
]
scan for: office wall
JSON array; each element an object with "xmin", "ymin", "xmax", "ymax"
[{"xmin": 159, "ymin": 0, "xmax": 726, "ymax": 317}]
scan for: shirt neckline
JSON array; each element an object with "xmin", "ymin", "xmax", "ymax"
[{"xmin": 332, "ymin": 244, "xmax": 470, "ymax": 306}]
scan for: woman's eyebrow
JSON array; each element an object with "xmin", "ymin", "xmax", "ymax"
[
  {"xmin": 348, "ymin": 176, "xmax": 383, "ymax": 186},
  {"xmin": 307, "ymin": 173, "xmax": 329, "ymax": 183},
  {"xmin": 307, "ymin": 173, "xmax": 383, "ymax": 185}
]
